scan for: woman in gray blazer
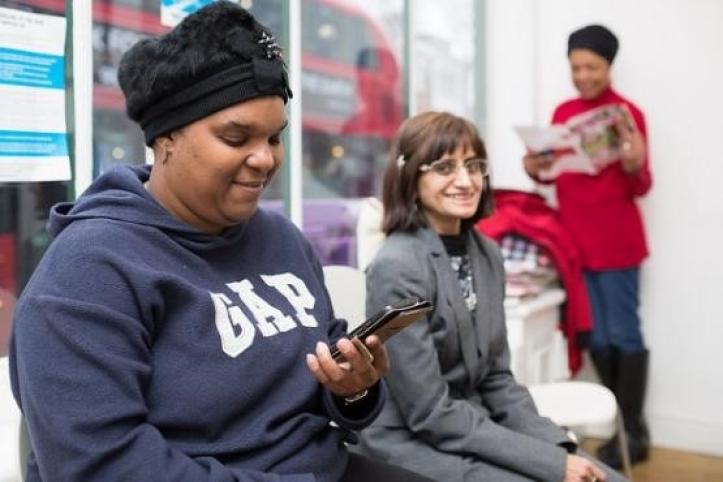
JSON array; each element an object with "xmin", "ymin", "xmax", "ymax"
[{"xmin": 358, "ymin": 112, "xmax": 624, "ymax": 482}]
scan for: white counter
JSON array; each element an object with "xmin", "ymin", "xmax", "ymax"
[{"xmin": 505, "ymin": 288, "xmax": 570, "ymax": 386}]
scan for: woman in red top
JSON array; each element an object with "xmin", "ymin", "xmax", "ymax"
[{"xmin": 524, "ymin": 25, "xmax": 651, "ymax": 469}]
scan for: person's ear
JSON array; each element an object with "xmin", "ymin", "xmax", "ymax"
[{"xmin": 154, "ymin": 135, "xmax": 174, "ymax": 164}]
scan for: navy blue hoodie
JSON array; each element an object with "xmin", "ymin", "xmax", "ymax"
[{"xmin": 9, "ymin": 166, "xmax": 384, "ymax": 481}]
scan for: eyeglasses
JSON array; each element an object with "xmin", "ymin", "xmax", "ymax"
[{"xmin": 419, "ymin": 157, "xmax": 488, "ymax": 177}]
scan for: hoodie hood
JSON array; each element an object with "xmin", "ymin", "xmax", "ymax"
[{"xmin": 48, "ymin": 165, "xmax": 248, "ymax": 251}]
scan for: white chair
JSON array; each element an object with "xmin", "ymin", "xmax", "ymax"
[
  {"xmin": 322, "ymin": 265, "xmax": 367, "ymax": 331},
  {"xmin": 528, "ymin": 381, "xmax": 633, "ymax": 480},
  {"xmin": 355, "ymin": 197, "xmax": 385, "ymax": 272},
  {"xmin": 0, "ymin": 356, "xmax": 22, "ymax": 482}
]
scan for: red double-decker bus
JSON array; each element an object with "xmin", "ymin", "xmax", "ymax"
[{"xmin": 301, "ymin": 0, "xmax": 402, "ymax": 200}]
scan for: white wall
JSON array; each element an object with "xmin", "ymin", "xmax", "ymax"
[{"xmin": 486, "ymin": 0, "xmax": 723, "ymax": 456}]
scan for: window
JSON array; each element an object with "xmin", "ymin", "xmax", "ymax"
[
  {"xmin": 0, "ymin": 0, "xmax": 70, "ymax": 354},
  {"xmin": 412, "ymin": 0, "xmax": 477, "ymax": 119},
  {"xmin": 300, "ymin": 0, "xmax": 406, "ymax": 266}
]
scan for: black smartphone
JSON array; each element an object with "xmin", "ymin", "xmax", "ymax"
[{"xmin": 330, "ymin": 297, "xmax": 433, "ymax": 360}]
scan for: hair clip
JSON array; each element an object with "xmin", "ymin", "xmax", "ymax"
[
  {"xmin": 258, "ymin": 31, "xmax": 282, "ymax": 60},
  {"xmin": 397, "ymin": 155, "xmax": 406, "ymax": 169}
]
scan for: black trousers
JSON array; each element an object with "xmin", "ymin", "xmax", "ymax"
[{"xmin": 341, "ymin": 453, "xmax": 437, "ymax": 482}]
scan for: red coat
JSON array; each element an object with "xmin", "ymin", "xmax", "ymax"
[
  {"xmin": 552, "ymin": 87, "xmax": 651, "ymax": 270},
  {"xmin": 477, "ymin": 189, "xmax": 593, "ymax": 374}
]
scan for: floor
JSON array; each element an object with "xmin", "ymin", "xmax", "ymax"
[{"xmin": 583, "ymin": 439, "xmax": 723, "ymax": 482}]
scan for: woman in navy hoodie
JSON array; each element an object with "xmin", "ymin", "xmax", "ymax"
[{"xmin": 8, "ymin": 3, "xmax": 432, "ymax": 481}]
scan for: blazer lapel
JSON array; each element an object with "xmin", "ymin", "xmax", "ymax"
[
  {"xmin": 420, "ymin": 229, "xmax": 479, "ymax": 386},
  {"xmin": 468, "ymin": 231, "xmax": 492, "ymax": 365}
]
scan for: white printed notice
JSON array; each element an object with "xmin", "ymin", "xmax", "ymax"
[{"xmin": 0, "ymin": 7, "xmax": 70, "ymax": 182}]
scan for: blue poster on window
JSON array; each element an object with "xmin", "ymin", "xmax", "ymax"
[
  {"xmin": 0, "ymin": 7, "xmax": 70, "ymax": 182},
  {"xmin": 161, "ymin": 0, "xmax": 216, "ymax": 27}
]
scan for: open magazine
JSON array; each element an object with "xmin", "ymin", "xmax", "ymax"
[{"xmin": 515, "ymin": 104, "xmax": 626, "ymax": 180}]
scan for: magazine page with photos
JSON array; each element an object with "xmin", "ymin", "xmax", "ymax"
[{"xmin": 515, "ymin": 104, "xmax": 627, "ymax": 179}]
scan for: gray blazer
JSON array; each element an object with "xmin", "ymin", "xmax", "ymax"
[{"xmin": 358, "ymin": 228, "xmax": 571, "ymax": 482}]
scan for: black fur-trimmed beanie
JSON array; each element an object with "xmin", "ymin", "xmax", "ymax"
[{"xmin": 118, "ymin": 1, "xmax": 293, "ymax": 146}]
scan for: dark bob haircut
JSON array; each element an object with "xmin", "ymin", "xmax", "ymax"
[{"xmin": 381, "ymin": 111, "xmax": 493, "ymax": 235}]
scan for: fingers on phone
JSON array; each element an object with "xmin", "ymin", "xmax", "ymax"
[
  {"xmin": 306, "ymin": 353, "xmax": 330, "ymax": 384},
  {"xmin": 336, "ymin": 337, "xmax": 355, "ymax": 358},
  {"xmin": 313, "ymin": 341, "xmax": 347, "ymax": 382},
  {"xmin": 351, "ymin": 338, "xmax": 375, "ymax": 365},
  {"xmin": 364, "ymin": 335, "xmax": 380, "ymax": 349},
  {"xmin": 338, "ymin": 338, "xmax": 372, "ymax": 375},
  {"xmin": 364, "ymin": 336, "xmax": 390, "ymax": 373},
  {"xmin": 363, "ymin": 338, "xmax": 378, "ymax": 364}
]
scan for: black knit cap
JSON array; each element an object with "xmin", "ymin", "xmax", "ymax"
[
  {"xmin": 118, "ymin": 0, "xmax": 293, "ymax": 146},
  {"xmin": 567, "ymin": 24, "xmax": 619, "ymax": 64}
]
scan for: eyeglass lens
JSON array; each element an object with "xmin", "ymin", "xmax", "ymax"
[{"xmin": 429, "ymin": 158, "xmax": 487, "ymax": 176}]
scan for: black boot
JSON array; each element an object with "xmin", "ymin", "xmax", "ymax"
[
  {"xmin": 590, "ymin": 350, "xmax": 619, "ymax": 463},
  {"xmin": 590, "ymin": 349, "xmax": 617, "ymax": 390},
  {"xmin": 599, "ymin": 349, "xmax": 651, "ymax": 469}
]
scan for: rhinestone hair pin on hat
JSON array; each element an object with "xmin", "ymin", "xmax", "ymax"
[{"xmin": 258, "ymin": 31, "xmax": 282, "ymax": 59}]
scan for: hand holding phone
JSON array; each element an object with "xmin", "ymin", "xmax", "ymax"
[{"xmin": 330, "ymin": 297, "xmax": 433, "ymax": 360}]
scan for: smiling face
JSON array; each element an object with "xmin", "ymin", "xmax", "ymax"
[
  {"xmin": 148, "ymin": 96, "xmax": 287, "ymax": 234},
  {"xmin": 569, "ymin": 48, "xmax": 612, "ymax": 100},
  {"xmin": 416, "ymin": 144, "xmax": 485, "ymax": 236}
]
